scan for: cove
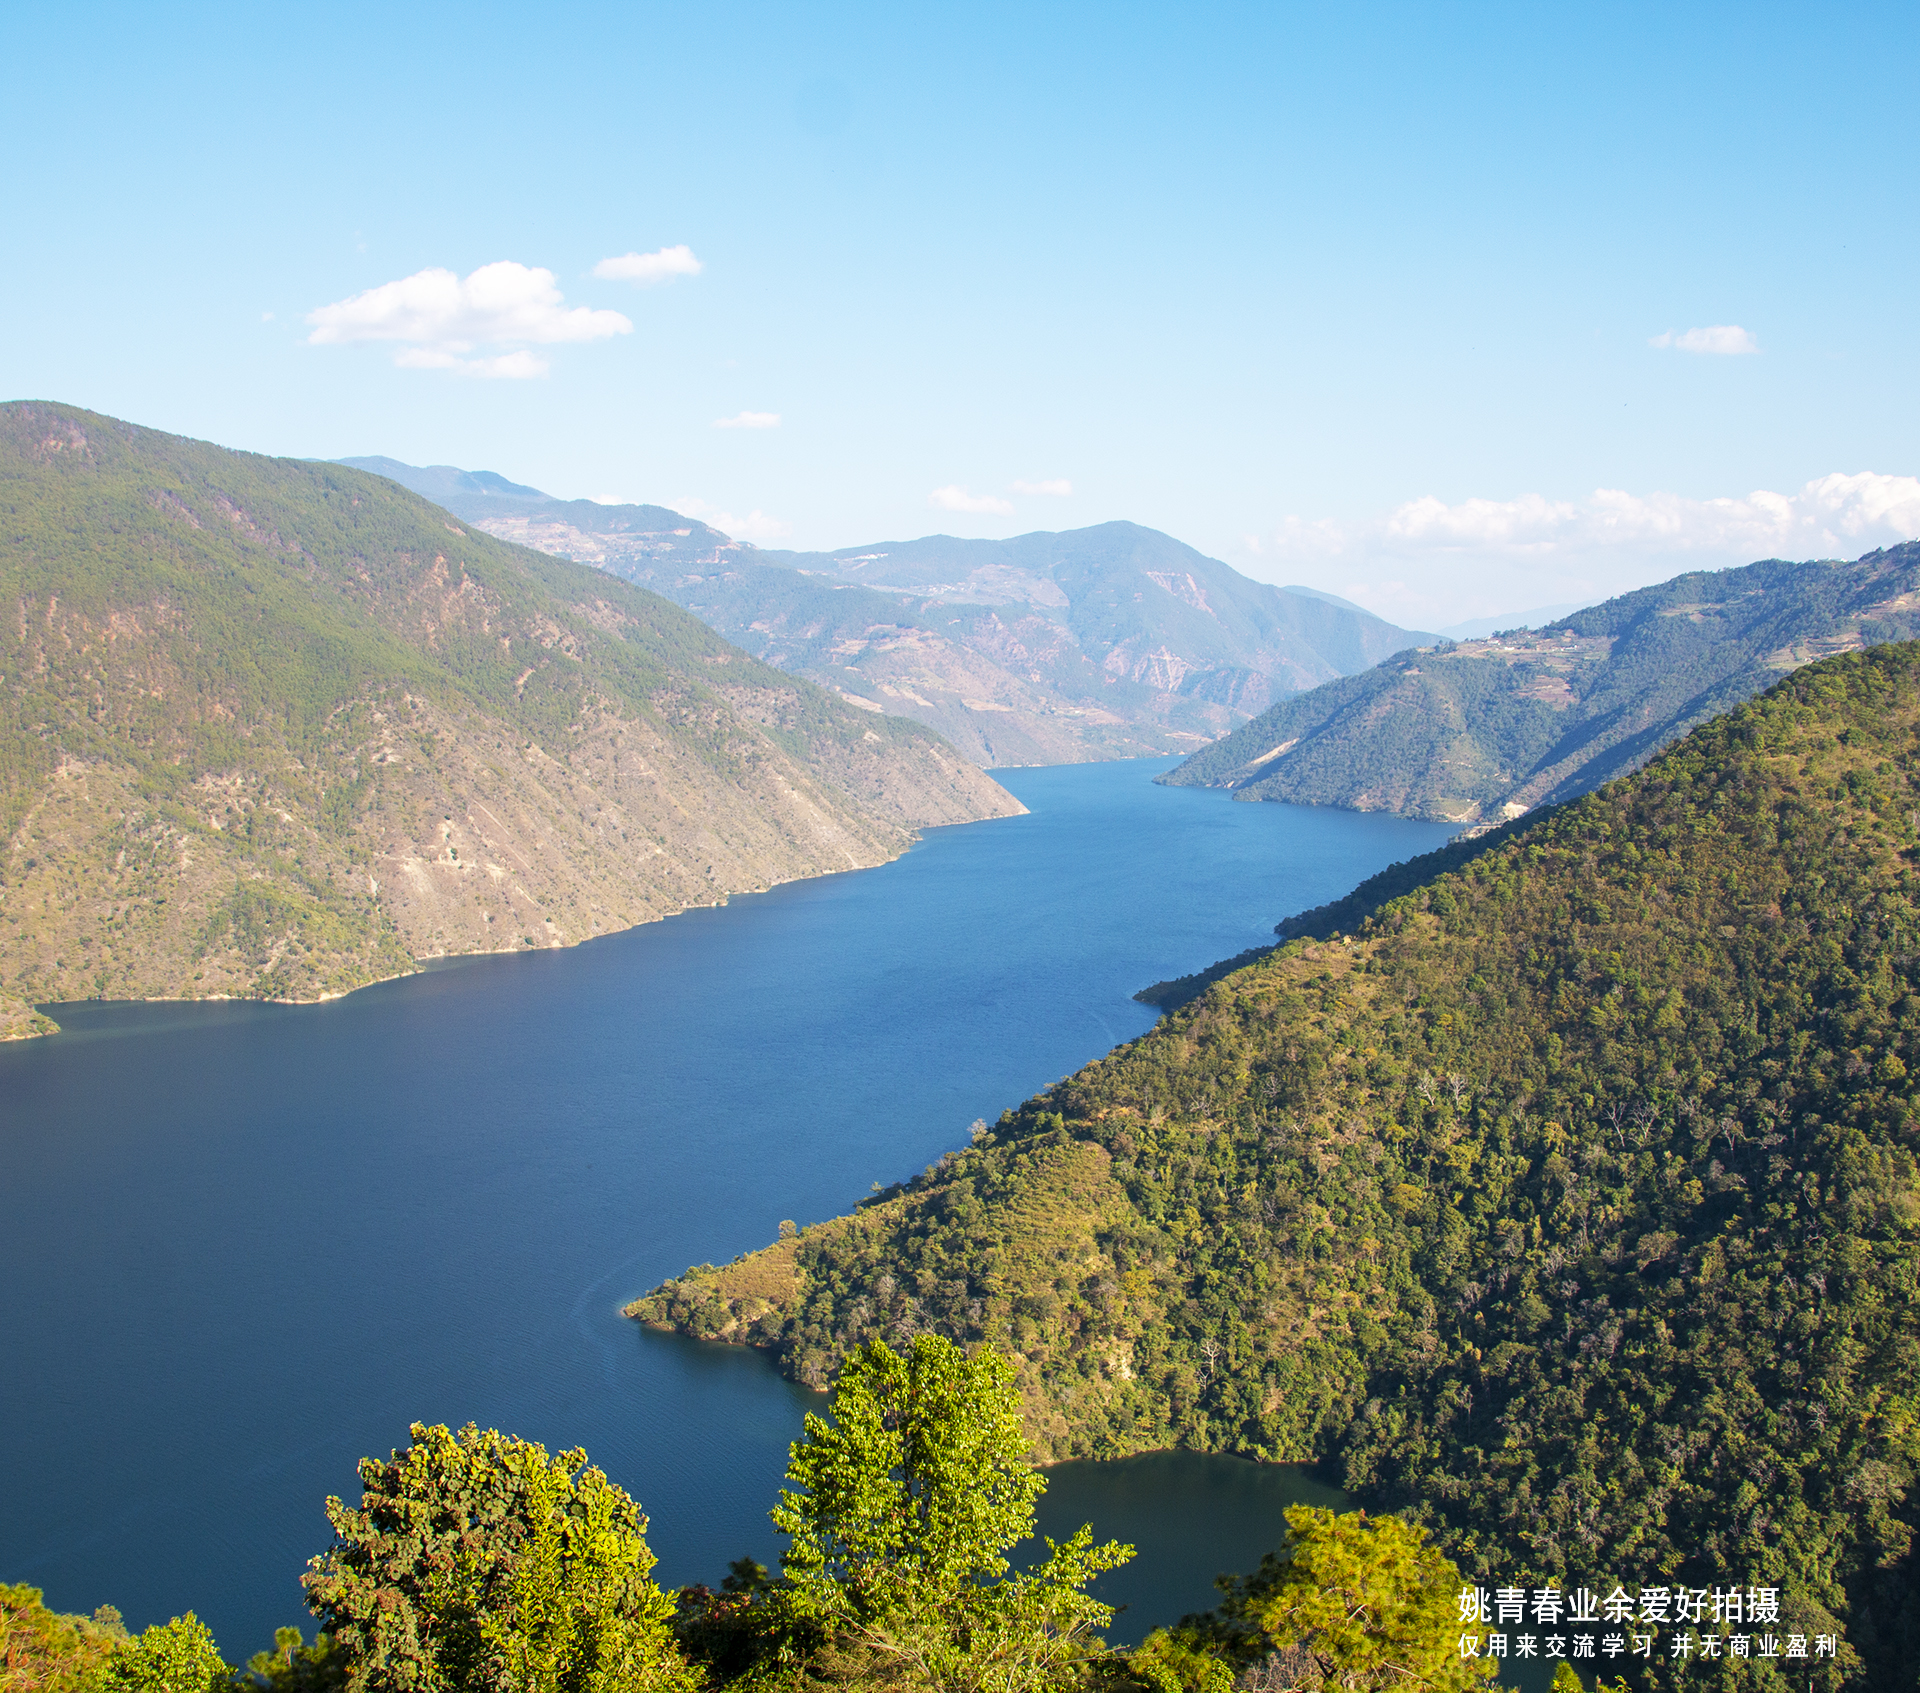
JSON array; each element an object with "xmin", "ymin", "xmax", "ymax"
[{"xmin": 0, "ymin": 758, "xmax": 1453, "ymax": 1653}]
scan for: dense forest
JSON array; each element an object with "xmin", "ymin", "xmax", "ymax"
[
  {"xmin": 1161, "ymin": 543, "xmax": 1920, "ymax": 825},
  {"xmin": 639, "ymin": 643, "xmax": 1920, "ymax": 1688},
  {"xmin": 0, "ymin": 404, "xmax": 1011, "ymax": 1032},
  {"xmin": 1132, "ymin": 811, "xmax": 1549, "ymax": 1011}
]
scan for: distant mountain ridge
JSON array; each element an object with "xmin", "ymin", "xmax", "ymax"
[
  {"xmin": 0, "ymin": 407, "xmax": 1015, "ymax": 1037},
  {"xmin": 1163, "ymin": 544, "xmax": 1920, "ymax": 823},
  {"xmin": 338, "ymin": 456, "xmax": 740, "ymax": 573},
  {"xmin": 344, "ymin": 459, "xmax": 1431, "ymax": 766}
]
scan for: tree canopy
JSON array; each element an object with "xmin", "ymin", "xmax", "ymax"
[
  {"xmin": 302, "ymin": 1422, "xmax": 694, "ymax": 1693},
  {"xmin": 776, "ymin": 1335, "xmax": 1048, "ymax": 1609},
  {"xmin": 759, "ymin": 1335, "xmax": 1132, "ymax": 1691},
  {"xmin": 90, "ymin": 1614, "xmax": 228, "ymax": 1693},
  {"xmin": 1244, "ymin": 1506, "xmax": 1491, "ymax": 1693}
]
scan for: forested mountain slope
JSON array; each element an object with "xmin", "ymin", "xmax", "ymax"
[
  {"xmin": 351, "ymin": 459, "xmax": 1427, "ymax": 766},
  {"xmin": 1164, "ymin": 544, "xmax": 1920, "ymax": 824},
  {"xmin": 638, "ymin": 644, "xmax": 1920, "ymax": 1682},
  {"xmin": 0, "ymin": 405, "xmax": 1015, "ymax": 1034}
]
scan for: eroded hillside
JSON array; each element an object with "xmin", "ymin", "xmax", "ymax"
[
  {"xmin": 345, "ymin": 460, "xmax": 1427, "ymax": 765},
  {"xmin": 1165, "ymin": 545, "xmax": 1920, "ymax": 824},
  {"xmin": 0, "ymin": 406, "xmax": 1017, "ymax": 1030}
]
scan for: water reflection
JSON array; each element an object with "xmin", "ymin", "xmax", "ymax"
[{"xmin": 1030, "ymin": 1451, "xmax": 1349, "ymax": 1645}]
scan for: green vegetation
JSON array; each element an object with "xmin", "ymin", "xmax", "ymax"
[
  {"xmin": 12, "ymin": 1339, "xmax": 1854, "ymax": 1687},
  {"xmin": 1163, "ymin": 543, "xmax": 1920, "ymax": 824},
  {"xmin": 0, "ymin": 1583, "xmax": 127, "ymax": 1690},
  {"xmin": 640, "ymin": 643, "xmax": 1920, "ymax": 1688},
  {"xmin": 759, "ymin": 1335, "xmax": 1132, "ymax": 1691},
  {"xmin": 90, "ymin": 1615, "xmax": 229, "ymax": 1693},
  {"xmin": 303, "ymin": 1423, "xmax": 693, "ymax": 1693},
  {"xmin": 0, "ymin": 403, "xmax": 1010, "ymax": 1023},
  {"xmin": 1161, "ymin": 1505, "xmax": 1494, "ymax": 1693},
  {"xmin": 14, "ymin": 1346, "xmax": 1477, "ymax": 1693}
]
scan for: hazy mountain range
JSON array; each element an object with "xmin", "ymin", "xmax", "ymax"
[
  {"xmin": 1164, "ymin": 544, "xmax": 1920, "ymax": 824},
  {"xmin": 343, "ymin": 458, "xmax": 1431, "ymax": 766}
]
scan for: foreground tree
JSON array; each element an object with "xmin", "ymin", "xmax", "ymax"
[
  {"xmin": 1243, "ymin": 1507, "xmax": 1492, "ymax": 1693},
  {"xmin": 89, "ymin": 1613, "xmax": 228, "ymax": 1693},
  {"xmin": 243, "ymin": 1626, "xmax": 348, "ymax": 1691},
  {"xmin": 303, "ymin": 1422, "xmax": 696, "ymax": 1693},
  {"xmin": 0, "ymin": 1583, "xmax": 126, "ymax": 1693},
  {"xmin": 766, "ymin": 1335, "xmax": 1133, "ymax": 1691}
]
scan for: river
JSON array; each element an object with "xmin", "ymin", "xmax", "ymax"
[{"xmin": 0, "ymin": 759, "xmax": 1453, "ymax": 1653}]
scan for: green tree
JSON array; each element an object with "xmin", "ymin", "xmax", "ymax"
[
  {"xmin": 0, "ymin": 1583, "xmax": 128, "ymax": 1693},
  {"xmin": 1126, "ymin": 1627, "xmax": 1236, "ymax": 1693},
  {"xmin": 769, "ymin": 1335, "xmax": 1132, "ymax": 1691},
  {"xmin": 88, "ymin": 1613, "xmax": 228, "ymax": 1693},
  {"xmin": 1243, "ymin": 1507, "xmax": 1494, "ymax": 1693},
  {"xmin": 302, "ymin": 1422, "xmax": 695, "ymax": 1693},
  {"xmin": 243, "ymin": 1626, "xmax": 347, "ymax": 1691}
]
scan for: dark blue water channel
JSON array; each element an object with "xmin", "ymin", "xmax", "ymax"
[{"xmin": 0, "ymin": 759, "xmax": 1453, "ymax": 1654}]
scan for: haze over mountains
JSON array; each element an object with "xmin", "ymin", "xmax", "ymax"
[
  {"xmin": 1166, "ymin": 543, "xmax": 1920, "ymax": 824},
  {"xmin": 344, "ymin": 458, "xmax": 1430, "ymax": 766},
  {"xmin": 0, "ymin": 407, "xmax": 1014, "ymax": 1037}
]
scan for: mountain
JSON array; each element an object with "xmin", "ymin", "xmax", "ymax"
[
  {"xmin": 337, "ymin": 456, "xmax": 741, "ymax": 570},
  {"xmin": 632, "ymin": 643, "xmax": 1920, "ymax": 1679},
  {"xmin": 0, "ymin": 406, "xmax": 1017, "ymax": 1037},
  {"xmin": 1436, "ymin": 602, "xmax": 1584, "ymax": 641},
  {"xmin": 1280, "ymin": 584, "xmax": 1375, "ymax": 616},
  {"xmin": 343, "ymin": 460, "xmax": 1430, "ymax": 766},
  {"xmin": 1162, "ymin": 544, "xmax": 1920, "ymax": 823}
]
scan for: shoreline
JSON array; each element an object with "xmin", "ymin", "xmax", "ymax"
[{"xmin": 10, "ymin": 809, "xmax": 1044, "ymax": 1038}]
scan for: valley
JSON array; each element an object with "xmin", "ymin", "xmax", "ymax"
[{"xmin": 345, "ymin": 458, "xmax": 1429, "ymax": 767}]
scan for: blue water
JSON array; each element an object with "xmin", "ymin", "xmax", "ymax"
[{"xmin": 0, "ymin": 759, "xmax": 1453, "ymax": 1654}]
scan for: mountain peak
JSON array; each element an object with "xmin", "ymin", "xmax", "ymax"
[{"xmin": 338, "ymin": 455, "xmax": 1433, "ymax": 767}]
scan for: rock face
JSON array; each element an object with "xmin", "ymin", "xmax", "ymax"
[
  {"xmin": 1163, "ymin": 544, "xmax": 1920, "ymax": 823},
  {"xmin": 341, "ymin": 459, "xmax": 1430, "ymax": 766},
  {"xmin": 0, "ymin": 406, "xmax": 1019, "ymax": 1032}
]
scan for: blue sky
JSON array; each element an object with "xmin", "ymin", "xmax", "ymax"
[{"xmin": 6, "ymin": 0, "xmax": 1917, "ymax": 624}]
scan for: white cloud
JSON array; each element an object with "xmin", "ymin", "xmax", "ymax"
[
  {"xmin": 593, "ymin": 245, "xmax": 703, "ymax": 285},
  {"xmin": 393, "ymin": 348, "xmax": 552, "ymax": 379},
  {"xmin": 306, "ymin": 262, "xmax": 631, "ymax": 375},
  {"xmin": 672, "ymin": 496, "xmax": 793, "ymax": 544},
  {"xmin": 1372, "ymin": 474, "xmax": 1920, "ymax": 557},
  {"xmin": 1247, "ymin": 472, "xmax": 1920, "ymax": 628},
  {"xmin": 1650, "ymin": 324, "xmax": 1758, "ymax": 355},
  {"xmin": 714, "ymin": 411, "xmax": 781, "ymax": 429},
  {"xmin": 930, "ymin": 485, "xmax": 1015, "ymax": 515},
  {"xmin": 1012, "ymin": 478, "xmax": 1073, "ymax": 497}
]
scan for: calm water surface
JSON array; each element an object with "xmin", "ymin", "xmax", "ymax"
[{"xmin": 0, "ymin": 760, "xmax": 1452, "ymax": 1651}]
